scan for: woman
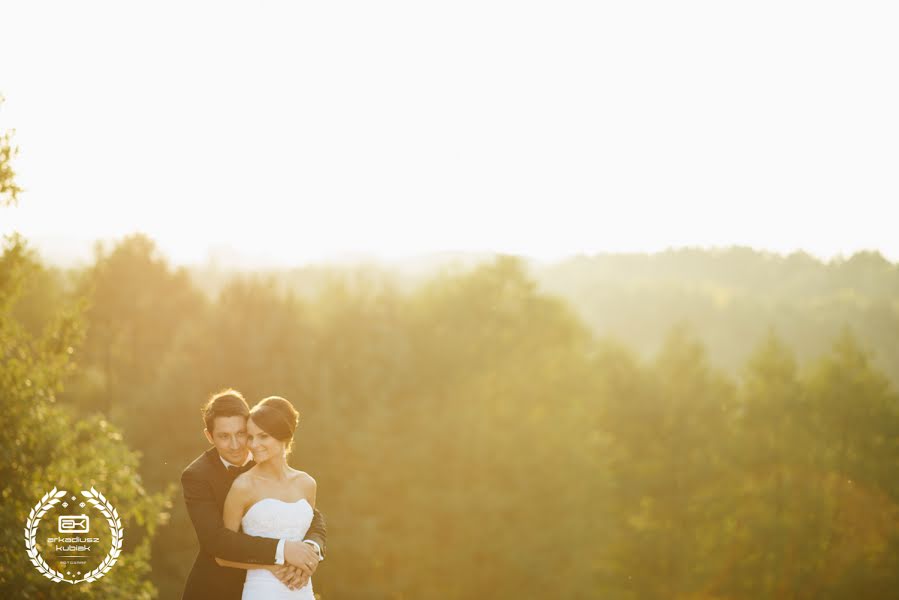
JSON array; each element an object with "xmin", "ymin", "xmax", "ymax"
[{"xmin": 216, "ymin": 396, "xmax": 319, "ymax": 599}]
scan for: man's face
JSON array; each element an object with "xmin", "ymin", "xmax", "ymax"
[{"xmin": 204, "ymin": 415, "xmax": 249, "ymax": 465}]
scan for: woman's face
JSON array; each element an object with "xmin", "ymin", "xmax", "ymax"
[{"xmin": 247, "ymin": 417, "xmax": 285, "ymax": 462}]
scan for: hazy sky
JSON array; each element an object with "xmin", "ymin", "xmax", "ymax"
[{"xmin": 2, "ymin": 1, "xmax": 897, "ymax": 265}]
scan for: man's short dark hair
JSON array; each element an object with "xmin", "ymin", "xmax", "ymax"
[{"xmin": 202, "ymin": 389, "xmax": 250, "ymax": 432}]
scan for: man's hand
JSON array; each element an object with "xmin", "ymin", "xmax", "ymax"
[
  {"xmin": 284, "ymin": 540, "xmax": 321, "ymax": 578},
  {"xmin": 272, "ymin": 565, "xmax": 309, "ymax": 591}
]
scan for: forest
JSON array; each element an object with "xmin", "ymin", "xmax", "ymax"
[{"xmin": 3, "ymin": 118, "xmax": 899, "ymax": 600}]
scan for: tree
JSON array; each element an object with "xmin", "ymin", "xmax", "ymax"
[
  {"xmin": 397, "ymin": 256, "xmax": 598, "ymax": 599},
  {"xmin": 70, "ymin": 233, "xmax": 205, "ymax": 417},
  {"xmin": 799, "ymin": 330, "xmax": 899, "ymax": 597},
  {"xmin": 719, "ymin": 330, "xmax": 824, "ymax": 599},
  {"xmin": 596, "ymin": 326, "xmax": 737, "ymax": 599},
  {"xmin": 0, "ymin": 95, "xmax": 22, "ymax": 206},
  {"xmin": 0, "ymin": 100, "xmax": 168, "ymax": 599}
]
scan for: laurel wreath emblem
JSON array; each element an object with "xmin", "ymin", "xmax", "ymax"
[
  {"xmin": 24, "ymin": 486, "xmax": 124, "ymax": 584},
  {"xmin": 24, "ymin": 487, "xmax": 68, "ymax": 583}
]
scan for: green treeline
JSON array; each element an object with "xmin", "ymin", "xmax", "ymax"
[
  {"xmin": 4, "ymin": 233, "xmax": 899, "ymax": 599},
  {"xmin": 537, "ymin": 248, "xmax": 899, "ymax": 388}
]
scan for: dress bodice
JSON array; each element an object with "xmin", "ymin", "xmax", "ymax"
[
  {"xmin": 240, "ymin": 498, "xmax": 315, "ymax": 600},
  {"xmin": 241, "ymin": 498, "xmax": 313, "ymax": 540}
]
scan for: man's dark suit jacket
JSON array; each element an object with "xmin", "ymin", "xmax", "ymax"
[{"xmin": 181, "ymin": 447, "xmax": 327, "ymax": 600}]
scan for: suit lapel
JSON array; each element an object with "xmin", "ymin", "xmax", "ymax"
[{"xmin": 204, "ymin": 447, "xmax": 233, "ymax": 507}]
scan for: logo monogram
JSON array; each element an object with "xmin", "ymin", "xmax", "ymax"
[{"xmin": 58, "ymin": 515, "xmax": 90, "ymax": 533}]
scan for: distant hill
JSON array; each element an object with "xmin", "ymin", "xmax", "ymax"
[{"xmin": 531, "ymin": 246, "xmax": 899, "ymax": 386}]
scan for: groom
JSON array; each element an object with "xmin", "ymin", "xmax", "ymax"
[{"xmin": 181, "ymin": 389, "xmax": 327, "ymax": 600}]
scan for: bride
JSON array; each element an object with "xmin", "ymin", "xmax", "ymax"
[{"xmin": 216, "ymin": 396, "xmax": 320, "ymax": 599}]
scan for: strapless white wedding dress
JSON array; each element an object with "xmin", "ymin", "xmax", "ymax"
[{"xmin": 241, "ymin": 498, "xmax": 315, "ymax": 600}]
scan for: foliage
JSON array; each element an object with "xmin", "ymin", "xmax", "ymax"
[
  {"xmin": 57, "ymin": 242, "xmax": 899, "ymax": 599},
  {"xmin": 0, "ymin": 95, "xmax": 22, "ymax": 207},
  {"xmin": 0, "ymin": 235, "xmax": 169, "ymax": 598}
]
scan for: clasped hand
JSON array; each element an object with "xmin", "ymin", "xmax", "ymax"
[{"xmin": 272, "ymin": 541, "xmax": 321, "ymax": 590}]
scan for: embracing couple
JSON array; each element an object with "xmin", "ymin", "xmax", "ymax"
[{"xmin": 181, "ymin": 390, "xmax": 326, "ymax": 600}]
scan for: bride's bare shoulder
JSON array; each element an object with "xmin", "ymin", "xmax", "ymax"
[
  {"xmin": 288, "ymin": 469, "xmax": 316, "ymax": 487},
  {"xmin": 289, "ymin": 469, "xmax": 317, "ymax": 508}
]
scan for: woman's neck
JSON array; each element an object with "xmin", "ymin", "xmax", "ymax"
[{"xmin": 255, "ymin": 454, "xmax": 289, "ymax": 481}]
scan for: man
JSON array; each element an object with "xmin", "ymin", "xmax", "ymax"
[{"xmin": 181, "ymin": 389, "xmax": 327, "ymax": 600}]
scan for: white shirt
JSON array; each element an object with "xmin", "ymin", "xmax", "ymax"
[
  {"xmin": 220, "ymin": 452, "xmax": 254, "ymax": 470},
  {"xmin": 218, "ymin": 451, "xmax": 324, "ymax": 563}
]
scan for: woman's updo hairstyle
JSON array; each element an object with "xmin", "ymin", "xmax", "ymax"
[{"xmin": 249, "ymin": 396, "xmax": 300, "ymax": 454}]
